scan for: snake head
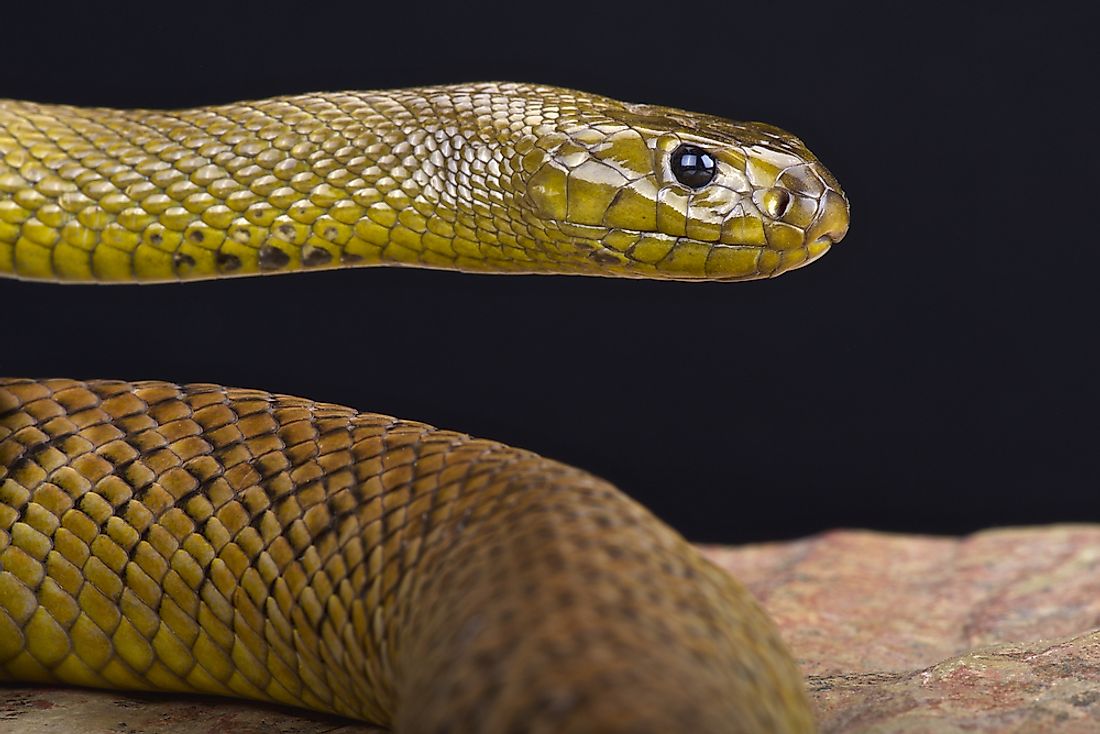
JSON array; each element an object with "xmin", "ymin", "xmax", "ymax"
[{"xmin": 521, "ymin": 94, "xmax": 849, "ymax": 281}]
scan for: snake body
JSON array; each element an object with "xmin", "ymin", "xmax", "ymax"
[{"xmin": 0, "ymin": 84, "xmax": 849, "ymax": 732}]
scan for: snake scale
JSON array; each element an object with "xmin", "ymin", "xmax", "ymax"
[{"xmin": 0, "ymin": 83, "xmax": 848, "ymax": 732}]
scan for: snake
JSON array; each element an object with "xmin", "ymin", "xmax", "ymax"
[{"xmin": 0, "ymin": 83, "xmax": 849, "ymax": 732}]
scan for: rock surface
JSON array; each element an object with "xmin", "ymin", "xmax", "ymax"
[
  {"xmin": 3, "ymin": 525, "xmax": 1098, "ymax": 733},
  {"xmin": 706, "ymin": 524, "xmax": 1100, "ymax": 733}
]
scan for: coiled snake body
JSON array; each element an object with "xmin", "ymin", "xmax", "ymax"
[{"xmin": 0, "ymin": 83, "xmax": 849, "ymax": 732}]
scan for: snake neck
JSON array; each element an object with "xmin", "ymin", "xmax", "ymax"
[{"xmin": 0, "ymin": 84, "xmax": 601, "ymax": 282}]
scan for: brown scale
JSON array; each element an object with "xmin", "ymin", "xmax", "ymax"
[{"xmin": 0, "ymin": 378, "xmax": 813, "ymax": 732}]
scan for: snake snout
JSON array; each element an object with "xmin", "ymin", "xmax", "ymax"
[{"xmin": 807, "ymin": 190, "xmax": 850, "ymax": 248}]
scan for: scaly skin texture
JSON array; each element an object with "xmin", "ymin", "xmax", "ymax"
[
  {"xmin": 0, "ymin": 84, "xmax": 850, "ymax": 732},
  {"xmin": 0, "ymin": 83, "xmax": 847, "ymax": 282},
  {"xmin": 0, "ymin": 379, "xmax": 813, "ymax": 733}
]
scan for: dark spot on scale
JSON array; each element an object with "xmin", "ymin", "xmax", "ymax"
[
  {"xmin": 189, "ymin": 230, "xmax": 204, "ymax": 243},
  {"xmin": 278, "ymin": 223, "xmax": 295, "ymax": 237},
  {"xmin": 301, "ymin": 246, "xmax": 333, "ymax": 267},
  {"xmin": 216, "ymin": 252, "xmax": 241, "ymax": 272},
  {"xmin": 258, "ymin": 244, "xmax": 290, "ymax": 270},
  {"xmin": 590, "ymin": 251, "xmax": 620, "ymax": 265},
  {"xmin": 150, "ymin": 232, "xmax": 163, "ymax": 245},
  {"xmin": 173, "ymin": 252, "xmax": 195, "ymax": 269},
  {"xmin": 323, "ymin": 226, "xmax": 337, "ymax": 240},
  {"xmin": 341, "ymin": 252, "xmax": 363, "ymax": 263}
]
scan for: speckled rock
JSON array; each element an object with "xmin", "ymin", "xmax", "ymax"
[
  {"xmin": 3, "ymin": 525, "xmax": 1098, "ymax": 733},
  {"xmin": 704, "ymin": 524, "xmax": 1100, "ymax": 732}
]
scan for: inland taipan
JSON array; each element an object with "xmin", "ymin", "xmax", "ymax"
[{"xmin": 0, "ymin": 83, "xmax": 849, "ymax": 732}]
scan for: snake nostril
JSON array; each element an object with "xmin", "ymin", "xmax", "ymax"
[
  {"xmin": 762, "ymin": 188, "xmax": 791, "ymax": 219},
  {"xmin": 807, "ymin": 190, "xmax": 850, "ymax": 247}
]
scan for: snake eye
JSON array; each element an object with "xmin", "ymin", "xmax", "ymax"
[{"xmin": 670, "ymin": 144, "xmax": 716, "ymax": 188}]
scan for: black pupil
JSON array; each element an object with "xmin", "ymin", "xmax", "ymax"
[{"xmin": 671, "ymin": 145, "xmax": 716, "ymax": 188}]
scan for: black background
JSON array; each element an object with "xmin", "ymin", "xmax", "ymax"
[{"xmin": 1, "ymin": 3, "xmax": 1095, "ymax": 542}]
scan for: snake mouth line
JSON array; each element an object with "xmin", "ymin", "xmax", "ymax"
[
  {"xmin": 567, "ymin": 183, "xmax": 847, "ymax": 281},
  {"xmin": 571, "ymin": 226, "xmax": 834, "ymax": 282}
]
